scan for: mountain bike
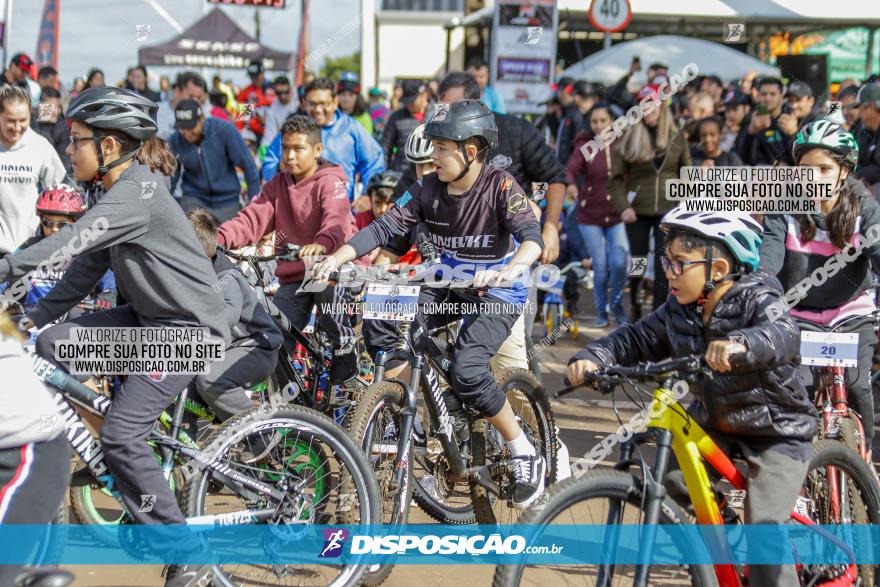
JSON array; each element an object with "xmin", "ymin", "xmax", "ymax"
[
  {"xmin": 493, "ymin": 354, "xmax": 880, "ymax": 587},
  {"xmin": 222, "ymin": 244, "xmax": 368, "ymax": 424},
  {"xmin": 345, "ymin": 272, "xmax": 557, "ymax": 585},
  {"xmin": 29, "ymin": 340, "xmax": 380, "ymax": 587}
]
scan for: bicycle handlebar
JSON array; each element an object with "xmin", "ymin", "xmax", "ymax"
[
  {"xmin": 220, "ymin": 243, "xmax": 302, "ymax": 263},
  {"xmin": 554, "ymin": 352, "xmax": 757, "ymax": 398}
]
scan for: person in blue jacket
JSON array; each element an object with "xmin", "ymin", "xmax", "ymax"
[
  {"xmin": 262, "ymin": 78, "xmax": 384, "ymax": 211},
  {"xmin": 169, "ymin": 99, "xmax": 260, "ymax": 223}
]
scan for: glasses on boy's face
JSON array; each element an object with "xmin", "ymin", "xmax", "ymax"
[
  {"xmin": 41, "ymin": 219, "xmax": 72, "ymax": 231},
  {"xmin": 661, "ymin": 256, "xmax": 708, "ymax": 276}
]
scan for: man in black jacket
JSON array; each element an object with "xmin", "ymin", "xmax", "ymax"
[
  {"xmin": 737, "ymin": 77, "xmax": 797, "ymax": 165},
  {"xmin": 31, "ymin": 87, "xmax": 70, "ymax": 171},
  {"xmin": 851, "ymin": 82, "xmax": 880, "ymax": 192},
  {"xmin": 381, "ymin": 79, "xmax": 429, "ymax": 173}
]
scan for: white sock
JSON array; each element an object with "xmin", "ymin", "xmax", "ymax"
[{"xmin": 506, "ymin": 430, "xmax": 536, "ymax": 458}]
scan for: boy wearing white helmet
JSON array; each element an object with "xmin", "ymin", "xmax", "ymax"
[{"xmin": 568, "ymin": 207, "xmax": 817, "ymax": 587}]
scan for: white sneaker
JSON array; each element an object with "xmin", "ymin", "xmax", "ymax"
[
  {"xmin": 555, "ymin": 439, "xmax": 572, "ymax": 481},
  {"xmin": 512, "ymin": 455, "xmax": 546, "ymax": 509}
]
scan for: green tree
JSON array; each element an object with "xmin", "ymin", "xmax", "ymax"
[{"xmin": 320, "ymin": 51, "xmax": 361, "ymax": 81}]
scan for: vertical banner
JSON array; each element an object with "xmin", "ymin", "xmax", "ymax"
[
  {"xmin": 295, "ymin": 0, "xmax": 309, "ymax": 86},
  {"xmin": 35, "ymin": 0, "xmax": 59, "ymax": 70},
  {"xmin": 490, "ymin": 0, "xmax": 558, "ymax": 115},
  {"xmin": 0, "ymin": 0, "xmax": 8, "ymax": 65}
]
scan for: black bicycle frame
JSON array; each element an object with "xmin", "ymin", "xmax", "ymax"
[{"xmin": 31, "ymin": 353, "xmax": 284, "ymax": 525}]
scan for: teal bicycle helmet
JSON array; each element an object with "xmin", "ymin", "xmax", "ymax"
[{"xmin": 792, "ymin": 119, "xmax": 859, "ymax": 170}]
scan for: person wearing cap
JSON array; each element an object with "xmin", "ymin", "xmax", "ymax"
[
  {"xmin": 261, "ymin": 75, "xmax": 299, "ymax": 149},
  {"xmin": 168, "ymin": 99, "xmax": 260, "ymax": 223},
  {"xmin": 1, "ymin": 53, "xmax": 32, "ymax": 92},
  {"xmin": 555, "ymin": 79, "xmax": 588, "ymax": 165},
  {"xmin": 606, "ymin": 60, "xmax": 668, "ymax": 110},
  {"xmin": 0, "ymin": 85, "xmax": 66, "ymax": 255},
  {"xmin": 852, "ymin": 81, "xmax": 880, "ymax": 191},
  {"xmin": 467, "ymin": 57, "xmax": 507, "ymax": 114},
  {"xmin": 261, "ymin": 78, "xmax": 385, "ymax": 209},
  {"xmin": 786, "ymin": 81, "xmax": 823, "ymax": 127},
  {"xmin": 155, "ymin": 71, "xmax": 212, "ymax": 140},
  {"xmin": 368, "ymin": 87, "xmax": 391, "ymax": 139},
  {"xmin": 381, "ymin": 79, "xmax": 430, "ymax": 173},
  {"xmin": 336, "ymin": 73, "xmax": 373, "ymax": 135},
  {"xmin": 721, "ymin": 90, "xmax": 751, "ymax": 152},
  {"xmin": 236, "ymin": 59, "xmax": 272, "ymax": 138}
]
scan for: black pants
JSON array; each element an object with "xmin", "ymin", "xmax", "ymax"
[
  {"xmin": 35, "ymin": 306, "xmax": 195, "ymax": 526},
  {"xmin": 363, "ymin": 289, "xmax": 520, "ymax": 418},
  {"xmin": 797, "ymin": 316, "xmax": 877, "ymax": 443},
  {"xmin": 625, "ymin": 215, "xmax": 668, "ymax": 313},
  {"xmin": 0, "ymin": 435, "xmax": 70, "ymax": 586},
  {"xmin": 193, "ymin": 345, "xmax": 278, "ymax": 421}
]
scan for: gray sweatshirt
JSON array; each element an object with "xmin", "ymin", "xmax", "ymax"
[
  {"xmin": 0, "ymin": 334, "xmax": 65, "ymax": 449},
  {"xmin": 0, "ymin": 163, "xmax": 231, "ymax": 344},
  {"xmin": 0, "ymin": 127, "xmax": 67, "ymax": 254},
  {"xmin": 213, "ymin": 253, "xmax": 282, "ymax": 351}
]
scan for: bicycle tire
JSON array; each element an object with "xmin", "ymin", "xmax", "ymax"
[
  {"xmin": 492, "ymin": 470, "xmax": 717, "ymax": 587},
  {"xmin": 471, "ymin": 368, "xmax": 557, "ymax": 525},
  {"xmin": 801, "ymin": 439, "xmax": 880, "ymax": 586},
  {"xmin": 346, "ymin": 380, "xmax": 415, "ymax": 587},
  {"xmin": 183, "ymin": 404, "xmax": 381, "ymax": 587}
]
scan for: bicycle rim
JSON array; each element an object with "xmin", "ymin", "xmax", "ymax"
[
  {"xmin": 493, "ymin": 471, "xmax": 714, "ymax": 587},
  {"xmin": 183, "ymin": 406, "xmax": 380, "ymax": 587}
]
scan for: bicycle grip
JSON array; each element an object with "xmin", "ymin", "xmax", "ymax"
[{"xmin": 728, "ymin": 351, "xmax": 756, "ymax": 370}]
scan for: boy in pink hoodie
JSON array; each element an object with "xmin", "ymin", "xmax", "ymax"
[{"xmin": 218, "ymin": 115, "xmax": 358, "ymax": 335}]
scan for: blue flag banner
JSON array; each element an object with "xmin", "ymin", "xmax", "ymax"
[{"xmin": 2, "ymin": 524, "xmax": 878, "ymax": 566}]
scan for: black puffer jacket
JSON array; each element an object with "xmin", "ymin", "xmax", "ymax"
[
  {"xmin": 487, "ymin": 113, "xmax": 567, "ymax": 198},
  {"xmin": 571, "ymin": 271, "xmax": 817, "ymax": 444}
]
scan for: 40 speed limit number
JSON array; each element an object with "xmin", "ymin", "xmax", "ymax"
[{"xmin": 588, "ymin": 0, "xmax": 632, "ymax": 33}]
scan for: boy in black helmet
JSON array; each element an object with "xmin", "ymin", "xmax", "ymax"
[{"xmin": 313, "ymin": 99, "xmax": 548, "ymax": 508}]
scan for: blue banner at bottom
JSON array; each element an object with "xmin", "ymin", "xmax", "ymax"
[{"xmin": 5, "ymin": 524, "xmax": 880, "ymax": 566}]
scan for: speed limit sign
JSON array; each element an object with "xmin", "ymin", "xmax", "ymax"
[{"xmin": 588, "ymin": 0, "xmax": 632, "ymax": 32}]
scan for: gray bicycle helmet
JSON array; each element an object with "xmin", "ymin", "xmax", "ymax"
[
  {"xmin": 424, "ymin": 99, "xmax": 498, "ymax": 181},
  {"xmin": 405, "ymin": 123, "xmax": 434, "ymax": 164},
  {"xmin": 66, "ymin": 86, "xmax": 158, "ymax": 179},
  {"xmin": 367, "ymin": 170, "xmax": 403, "ymax": 192}
]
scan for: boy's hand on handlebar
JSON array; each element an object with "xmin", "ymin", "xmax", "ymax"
[
  {"xmin": 567, "ymin": 359, "xmax": 599, "ymax": 386},
  {"xmin": 300, "ymin": 243, "xmax": 327, "ymax": 257},
  {"xmin": 311, "ymin": 256, "xmax": 339, "ymax": 283},
  {"xmin": 18, "ymin": 316, "xmax": 34, "ymax": 332},
  {"xmin": 704, "ymin": 340, "xmax": 747, "ymax": 373}
]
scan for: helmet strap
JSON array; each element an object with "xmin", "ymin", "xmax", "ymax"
[
  {"xmin": 94, "ymin": 134, "xmax": 141, "ymax": 182},
  {"xmin": 696, "ymin": 247, "xmax": 716, "ymax": 306}
]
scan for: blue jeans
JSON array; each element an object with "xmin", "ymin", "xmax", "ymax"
[{"xmin": 578, "ymin": 223, "xmax": 629, "ymax": 319}]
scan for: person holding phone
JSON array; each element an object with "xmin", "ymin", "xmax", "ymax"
[{"xmin": 737, "ymin": 77, "xmax": 797, "ymax": 166}]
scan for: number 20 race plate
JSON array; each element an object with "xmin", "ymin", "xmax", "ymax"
[
  {"xmin": 363, "ymin": 284, "xmax": 420, "ymax": 322},
  {"xmin": 799, "ymin": 331, "xmax": 859, "ymax": 367}
]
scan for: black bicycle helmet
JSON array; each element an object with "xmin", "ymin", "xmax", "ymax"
[
  {"xmin": 367, "ymin": 170, "xmax": 403, "ymax": 193},
  {"xmin": 67, "ymin": 86, "xmax": 158, "ymax": 180},
  {"xmin": 424, "ymin": 99, "xmax": 498, "ymax": 181}
]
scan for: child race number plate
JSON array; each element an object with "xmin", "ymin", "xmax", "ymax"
[
  {"xmin": 363, "ymin": 284, "xmax": 420, "ymax": 322},
  {"xmin": 799, "ymin": 331, "xmax": 859, "ymax": 367}
]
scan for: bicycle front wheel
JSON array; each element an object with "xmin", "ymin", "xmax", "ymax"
[
  {"xmin": 800, "ymin": 439, "xmax": 880, "ymax": 586},
  {"xmin": 183, "ymin": 405, "xmax": 381, "ymax": 587},
  {"xmin": 492, "ymin": 470, "xmax": 716, "ymax": 587}
]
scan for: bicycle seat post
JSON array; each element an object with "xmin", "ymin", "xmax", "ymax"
[{"xmin": 374, "ymin": 351, "xmax": 388, "ymax": 383}]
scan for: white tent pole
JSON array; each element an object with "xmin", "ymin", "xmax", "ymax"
[{"xmin": 2, "ymin": 0, "xmax": 13, "ymax": 68}]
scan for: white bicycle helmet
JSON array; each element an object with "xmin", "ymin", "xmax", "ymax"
[
  {"xmin": 660, "ymin": 207, "xmax": 763, "ymax": 273},
  {"xmin": 405, "ymin": 123, "xmax": 434, "ymax": 164}
]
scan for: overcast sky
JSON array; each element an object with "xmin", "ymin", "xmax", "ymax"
[{"xmin": 6, "ymin": 0, "xmax": 362, "ymax": 87}]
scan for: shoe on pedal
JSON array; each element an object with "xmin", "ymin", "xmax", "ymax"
[
  {"xmin": 512, "ymin": 454, "xmax": 546, "ymax": 509},
  {"xmin": 164, "ymin": 564, "xmax": 212, "ymax": 587},
  {"xmin": 241, "ymin": 431, "xmax": 283, "ymax": 464}
]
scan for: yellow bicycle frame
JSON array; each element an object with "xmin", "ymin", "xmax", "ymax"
[{"xmin": 644, "ymin": 385, "xmax": 746, "ymax": 587}]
